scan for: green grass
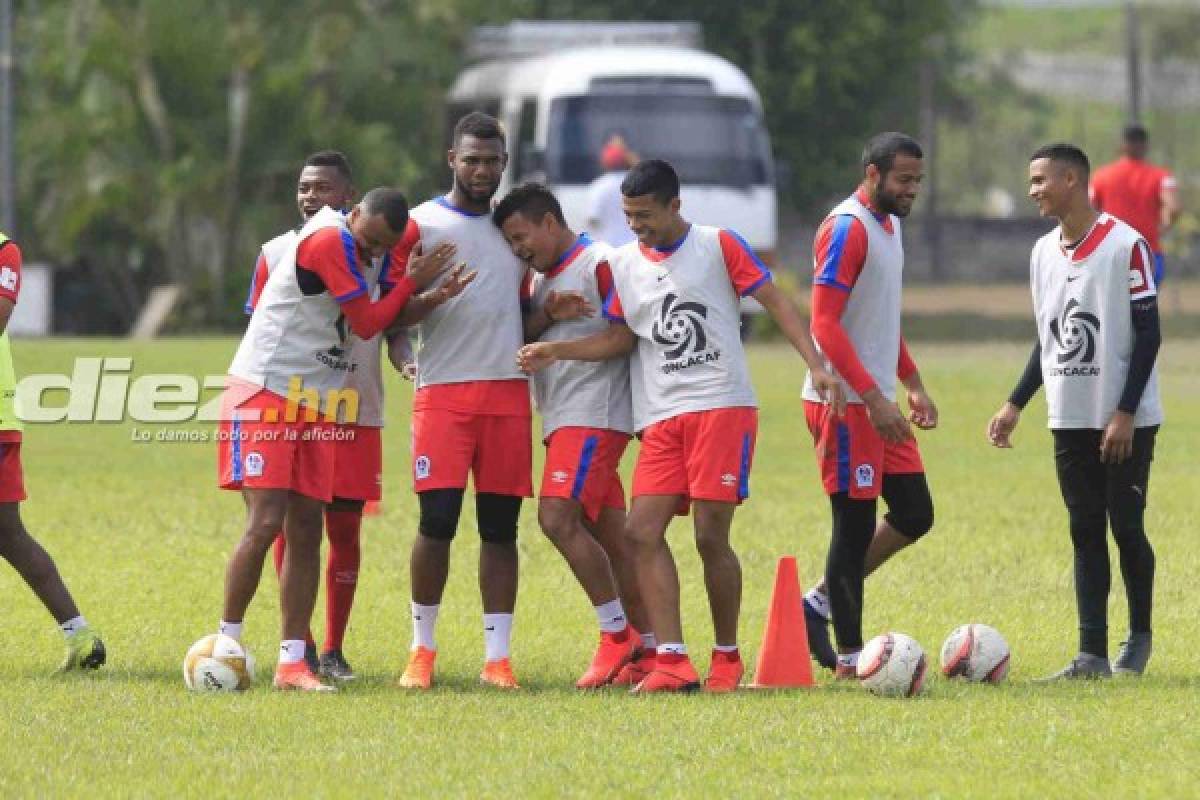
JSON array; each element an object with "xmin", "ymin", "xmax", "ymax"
[
  {"xmin": 2, "ymin": 337, "xmax": 1199, "ymax": 797},
  {"xmin": 970, "ymin": 4, "xmax": 1123, "ymax": 58}
]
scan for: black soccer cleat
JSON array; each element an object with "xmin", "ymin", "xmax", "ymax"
[
  {"xmin": 804, "ymin": 597, "xmax": 837, "ymax": 670},
  {"xmin": 318, "ymin": 649, "xmax": 357, "ymax": 682}
]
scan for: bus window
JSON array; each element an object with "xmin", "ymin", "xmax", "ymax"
[
  {"xmin": 512, "ymin": 99, "xmax": 540, "ymax": 182},
  {"xmin": 545, "ymin": 94, "xmax": 771, "ymax": 187}
]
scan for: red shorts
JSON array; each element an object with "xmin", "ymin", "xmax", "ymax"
[
  {"xmin": 804, "ymin": 401, "xmax": 924, "ymax": 500},
  {"xmin": 331, "ymin": 424, "xmax": 382, "ymax": 502},
  {"xmin": 632, "ymin": 407, "xmax": 757, "ymax": 513},
  {"xmin": 217, "ymin": 387, "xmax": 337, "ymax": 503},
  {"xmin": 411, "ymin": 408, "xmax": 533, "ymax": 496},
  {"xmin": 541, "ymin": 427, "xmax": 630, "ymax": 522},
  {"xmin": 0, "ymin": 441, "xmax": 27, "ymax": 503}
]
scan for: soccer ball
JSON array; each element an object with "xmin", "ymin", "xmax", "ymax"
[
  {"xmin": 183, "ymin": 634, "xmax": 255, "ymax": 692},
  {"xmin": 940, "ymin": 623, "xmax": 1011, "ymax": 684},
  {"xmin": 856, "ymin": 632, "xmax": 928, "ymax": 696}
]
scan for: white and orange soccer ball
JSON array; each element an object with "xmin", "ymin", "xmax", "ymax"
[
  {"xmin": 183, "ymin": 634, "xmax": 255, "ymax": 692},
  {"xmin": 856, "ymin": 632, "xmax": 928, "ymax": 696},
  {"xmin": 940, "ymin": 623, "xmax": 1011, "ymax": 684}
]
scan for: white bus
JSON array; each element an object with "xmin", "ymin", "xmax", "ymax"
[{"xmin": 447, "ymin": 21, "xmax": 778, "ymax": 265}]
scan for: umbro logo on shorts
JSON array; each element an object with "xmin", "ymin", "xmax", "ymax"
[
  {"xmin": 721, "ymin": 473, "xmax": 736, "ymax": 487},
  {"xmin": 551, "ymin": 470, "xmax": 569, "ymax": 484}
]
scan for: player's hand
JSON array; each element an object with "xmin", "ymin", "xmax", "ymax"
[
  {"xmin": 406, "ymin": 242, "xmax": 458, "ymax": 290},
  {"xmin": 387, "ymin": 332, "xmax": 417, "ymax": 381},
  {"xmin": 516, "ymin": 342, "xmax": 558, "ymax": 374},
  {"xmin": 810, "ymin": 366, "xmax": 847, "ymax": 417},
  {"xmin": 1100, "ymin": 410, "xmax": 1135, "ymax": 464},
  {"xmin": 863, "ymin": 389, "xmax": 911, "ymax": 444},
  {"xmin": 543, "ymin": 290, "xmax": 595, "ymax": 323},
  {"xmin": 424, "ymin": 264, "xmax": 476, "ymax": 307},
  {"xmin": 907, "ymin": 388, "xmax": 938, "ymax": 429},
  {"xmin": 987, "ymin": 402, "xmax": 1021, "ymax": 448}
]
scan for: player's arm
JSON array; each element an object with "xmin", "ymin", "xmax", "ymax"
[
  {"xmin": 0, "ymin": 240, "xmax": 22, "ymax": 335},
  {"xmin": 244, "ymin": 251, "xmax": 269, "ymax": 315},
  {"xmin": 517, "ymin": 322, "xmax": 634, "ymax": 373},
  {"xmin": 1160, "ymin": 173, "xmax": 1181, "ymax": 232},
  {"xmin": 987, "ymin": 341, "xmax": 1041, "ymax": 449},
  {"xmin": 1101, "ymin": 241, "xmax": 1162, "ymax": 464},
  {"xmin": 897, "ymin": 337, "xmax": 937, "ymax": 429},
  {"xmin": 807, "ymin": 219, "xmax": 907, "ymax": 439},
  {"xmin": 523, "ymin": 291, "xmax": 595, "ymax": 342}
]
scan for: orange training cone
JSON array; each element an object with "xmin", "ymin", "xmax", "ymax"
[{"xmin": 750, "ymin": 555, "xmax": 815, "ymax": 688}]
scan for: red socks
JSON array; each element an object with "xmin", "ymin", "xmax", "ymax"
[{"xmin": 322, "ymin": 509, "xmax": 362, "ymax": 652}]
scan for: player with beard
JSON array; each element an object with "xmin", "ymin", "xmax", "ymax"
[
  {"xmin": 988, "ymin": 143, "xmax": 1161, "ymax": 680},
  {"xmin": 799, "ymin": 133, "xmax": 940, "ymax": 678},
  {"xmin": 244, "ymin": 151, "xmax": 415, "ymax": 681},
  {"xmin": 391, "ymin": 112, "xmax": 533, "ymax": 690},
  {"xmin": 494, "ymin": 183, "xmax": 651, "ymax": 688}
]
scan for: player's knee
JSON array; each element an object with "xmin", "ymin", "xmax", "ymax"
[
  {"xmin": 537, "ymin": 500, "xmax": 580, "ymax": 544},
  {"xmin": 477, "ymin": 492, "xmax": 521, "ymax": 544},
  {"xmin": 881, "ymin": 474, "xmax": 934, "ymax": 540},
  {"xmin": 884, "ymin": 502, "xmax": 933, "ymax": 540},
  {"xmin": 624, "ymin": 517, "xmax": 663, "ymax": 551},
  {"xmin": 419, "ymin": 488, "xmax": 464, "ymax": 541}
]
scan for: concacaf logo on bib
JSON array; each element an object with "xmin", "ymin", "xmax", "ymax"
[
  {"xmin": 653, "ymin": 293, "xmax": 718, "ymax": 374},
  {"xmin": 1048, "ymin": 298, "xmax": 1101, "ymax": 377}
]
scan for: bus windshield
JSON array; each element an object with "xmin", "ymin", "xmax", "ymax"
[{"xmin": 545, "ymin": 93, "xmax": 771, "ymax": 187}]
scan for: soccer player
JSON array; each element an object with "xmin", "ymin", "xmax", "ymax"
[
  {"xmin": 217, "ymin": 188, "xmax": 466, "ymax": 691},
  {"xmin": 988, "ymin": 143, "xmax": 1162, "ymax": 680},
  {"xmin": 1090, "ymin": 125, "xmax": 1181, "ymax": 286},
  {"xmin": 391, "ymin": 112, "xmax": 534, "ymax": 690},
  {"xmin": 493, "ymin": 183, "xmax": 650, "ymax": 688},
  {"xmin": 798, "ymin": 133, "xmax": 939, "ymax": 677},
  {"xmin": 244, "ymin": 150, "xmax": 390, "ymax": 681},
  {"xmin": 518, "ymin": 159, "xmax": 844, "ymax": 693},
  {"xmin": 0, "ymin": 231, "xmax": 106, "ymax": 672}
]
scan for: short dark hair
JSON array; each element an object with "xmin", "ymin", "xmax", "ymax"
[
  {"xmin": 1030, "ymin": 142, "xmax": 1091, "ymax": 179},
  {"xmin": 861, "ymin": 132, "xmax": 923, "ymax": 176},
  {"xmin": 361, "ymin": 187, "xmax": 409, "ymax": 232},
  {"xmin": 492, "ymin": 183, "xmax": 566, "ymax": 229},
  {"xmin": 1123, "ymin": 123, "xmax": 1149, "ymax": 145},
  {"xmin": 304, "ymin": 150, "xmax": 353, "ymax": 183},
  {"xmin": 453, "ymin": 111, "xmax": 506, "ymax": 147},
  {"xmin": 620, "ymin": 159, "xmax": 679, "ymax": 205}
]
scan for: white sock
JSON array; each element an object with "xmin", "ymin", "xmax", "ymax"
[
  {"xmin": 641, "ymin": 632, "xmax": 657, "ymax": 650},
  {"xmin": 837, "ymin": 650, "xmax": 861, "ymax": 670},
  {"xmin": 59, "ymin": 616, "xmax": 87, "ymax": 637},
  {"xmin": 657, "ymin": 642, "xmax": 687, "ymax": 656},
  {"xmin": 279, "ymin": 639, "xmax": 306, "ymax": 665},
  {"xmin": 483, "ymin": 612, "xmax": 513, "ymax": 662},
  {"xmin": 714, "ymin": 643, "xmax": 739, "ymax": 653},
  {"xmin": 411, "ymin": 602, "xmax": 439, "ymax": 651},
  {"xmin": 218, "ymin": 620, "xmax": 243, "ymax": 641},
  {"xmin": 595, "ymin": 599, "xmax": 627, "ymax": 633},
  {"xmin": 804, "ymin": 587, "xmax": 832, "ymax": 621}
]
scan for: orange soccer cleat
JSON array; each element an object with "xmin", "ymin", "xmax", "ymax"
[
  {"xmin": 631, "ymin": 656, "xmax": 701, "ymax": 694},
  {"xmin": 703, "ymin": 650, "xmax": 744, "ymax": 693},
  {"xmin": 576, "ymin": 629, "xmax": 637, "ymax": 689},
  {"xmin": 396, "ymin": 646, "xmax": 437, "ymax": 690},
  {"xmin": 611, "ymin": 648, "xmax": 656, "ymax": 687},
  {"xmin": 273, "ymin": 661, "xmax": 336, "ymax": 692},
  {"xmin": 480, "ymin": 657, "xmax": 520, "ymax": 689}
]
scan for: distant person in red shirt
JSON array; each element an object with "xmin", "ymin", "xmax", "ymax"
[{"xmin": 1090, "ymin": 124, "xmax": 1181, "ymax": 285}]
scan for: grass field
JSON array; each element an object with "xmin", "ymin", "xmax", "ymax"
[{"xmin": 2, "ymin": 337, "xmax": 1199, "ymax": 797}]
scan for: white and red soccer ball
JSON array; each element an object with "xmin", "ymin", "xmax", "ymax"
[
  {"xmin": 940, "ymin": 623, "xmax": 1011, "ymax": 684},
  {"xmin": 857, "ymin": 632, "xmax": 928, "ymax": 696}
]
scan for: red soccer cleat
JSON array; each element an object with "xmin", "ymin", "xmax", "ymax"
[
  {"xmin": 611, "ymin": 648, "xmax": 656, "ymax": 687},
  {"xmin": 480, "ymin": 657, "xmax": 520, "ymax": 689},
  {"xmin": 273, "ymin": 661, "xmax": 336, "ymax": 692},
  {"xmin": 576, "ymin": 628, "xmax": 637, "ymax": 689},
  {"xmin": 631, "ymin": 655, "xmax": 701, "ymax": 694},
  {"xmin": 396, "ymin": 646, "xmax": 437, "ymax": 690},
  {"xmin": 703, "ymin": 649, "xmax": 744, "ymax": 693}
]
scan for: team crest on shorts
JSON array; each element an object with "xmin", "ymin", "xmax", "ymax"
[
  {"xmin": 854, "ymin": 464, "xmax": 875, "ymax": 488},
  {"xmin": 244, "ymin": 452, "xmax": 265, "ymax": 478},
  {"xmin": 551, "ymin": 470, "xmax": 569, "ymax": 484},
  {"xmin": 414, "ymin": 455, "xmax": 431, "ymax": 480}
]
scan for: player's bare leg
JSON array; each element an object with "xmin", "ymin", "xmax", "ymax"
[
  {"xmin": 589, "ymin": 506, "xmax": 649, "ymax": 634},
  {"xmin": 626, "ymin": 495, "xmax": 699, "ymax": 693},
  {"xmin": 693, "ymin": 500, "xmax": 744, "ymax": 692},
  {"xmin": 222, "ymin": 488, "xmax": 289, "ymax": 626},
  {"xmin": 410, "ymin": 533, "xmax": 452, "ymax": 605},
  {"xmin": 540, "ymin": 498, "xmax": 639, "ymax": 687},
  {"xmin": 279, "ymin": 493, "xmax": 324, "ymax": 644}
]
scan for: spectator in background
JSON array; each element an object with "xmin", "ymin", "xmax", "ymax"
[
  {"xmin": 587, "ymin": 135, "xmax": 638, "ymax": 246},
  {"xmin": 1090, "ymin": 124, "xmax": 1181, "ymax": 285}
]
